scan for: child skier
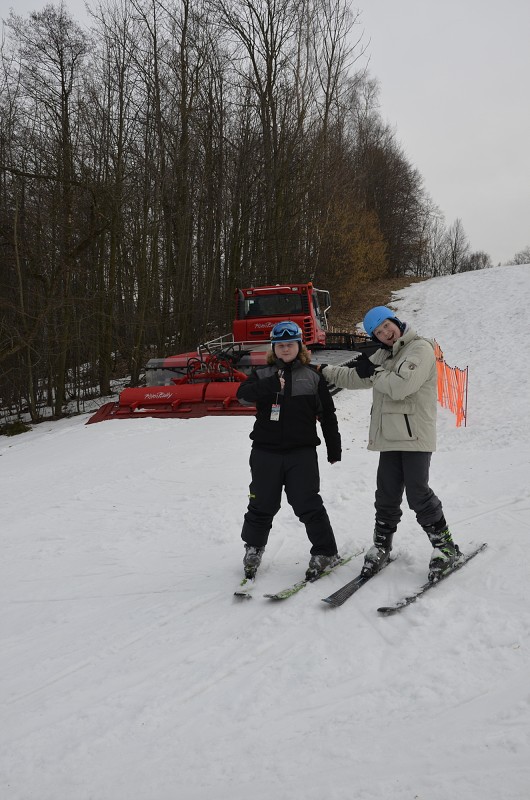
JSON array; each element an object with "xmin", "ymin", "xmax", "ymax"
[
  {"xmin": 237, "ymin": 320, "xmax": 341, "ymax": 580},
  {"xmin": 321, "ymin": 306, "xmax": 460, "ymax": 582}
]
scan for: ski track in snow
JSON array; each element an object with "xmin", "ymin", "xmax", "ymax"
[{"xmin": 1, "ymin": 265, "xmax": 530, "ymax": 800}]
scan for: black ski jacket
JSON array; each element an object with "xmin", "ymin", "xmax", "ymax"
[{"xmin": 237, "ymin": 358, "xmax": 341, "ymax": 462}]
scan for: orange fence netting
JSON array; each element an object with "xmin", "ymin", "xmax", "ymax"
[{"xmin": 433, "ymin": 341, "xmax": 468, "ymax": 428}]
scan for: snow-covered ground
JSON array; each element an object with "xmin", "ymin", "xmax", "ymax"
[{"xmin": 2, "ymin": 264, "xmax": 530, "ymax": 800}]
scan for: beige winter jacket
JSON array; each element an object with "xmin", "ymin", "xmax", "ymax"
[{"xmin": 322, "ymin": 327, "xmax": 437, "ymax": 452}]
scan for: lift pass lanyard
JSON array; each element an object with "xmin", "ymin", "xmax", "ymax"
[{"xmin": 270, "ymin": 371, "xmax": 283, "ymax": 421}]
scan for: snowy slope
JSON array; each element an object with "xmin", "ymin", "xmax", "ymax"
[{"xmin": 1, "ymin": 265, "xmax": 530, "ymax": 800}]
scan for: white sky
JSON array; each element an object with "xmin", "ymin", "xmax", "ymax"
[
  {"xmin": 359, "ymin": 0, "xmax": 530, "ymax": 265},
  {"xmin": 3, "ymin": 0, "xmax": 529, "ymax": 265}
]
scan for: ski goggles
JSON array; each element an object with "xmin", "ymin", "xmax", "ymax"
[{"xmin": 270, "ymin": 321, "xmax": 302, "ymax": 341}]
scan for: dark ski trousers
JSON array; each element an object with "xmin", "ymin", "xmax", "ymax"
[
  {"xmin": 375, "ymin": 451, "xmax": 443, "ymax": 533},
  {"xmin": 241, "ymin": 447, "xmax": 337, "ymax": 556}
]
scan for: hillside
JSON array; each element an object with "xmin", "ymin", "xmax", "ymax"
[
  {"xmin": 2, "ymin": 265, "xmax": 530, "ymax": 800},
  {"xmin": 327, "ymin": 275, "xmax": 427, "ymax": 332}
]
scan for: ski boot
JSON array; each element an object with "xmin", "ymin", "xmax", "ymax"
[
  {"xmin": 361, "ymin": 522, "xmax": 395, "ymax": 578},
  {"xmin": 424, "ymin": 517, "xmax": 461, "ymax": 582},
  {"xmin": 243, "ymin": 544, "xmax": 265, "ymax": 579},
  {"xmin": 305, "ymin": 553, "xmax": 341, "ymax": 580}
]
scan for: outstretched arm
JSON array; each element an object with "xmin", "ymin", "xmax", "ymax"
[{"xmin": 321, "ymin": 363, "xmax": 373, "ymax": 391}]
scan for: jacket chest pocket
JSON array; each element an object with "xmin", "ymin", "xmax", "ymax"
[
  {"xmin": 381, "ymin": 399, "xmax": 417, "ymax": 442},
  {"xmin": 291, "ymin": 374, "xmax": 317, "ymax": 397}
]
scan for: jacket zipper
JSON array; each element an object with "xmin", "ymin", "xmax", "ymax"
[{"xmin": 404, "ymin": 414, "xmax": 413, "ymax": 437}]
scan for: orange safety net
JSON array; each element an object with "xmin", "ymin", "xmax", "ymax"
[{"xmin": 433, "ymin": 341, "xmax": 468, "ymax": 427}]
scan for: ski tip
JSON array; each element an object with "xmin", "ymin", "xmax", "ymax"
[
  {"xmin": 463, "ymin": 541, "xmax": 488, "ymax": 556},
  {"xmin": 321, "ymin": 597, "xmax": 338, "ymax": 607},
  {"xmin": 377, "ymin": 606, "xmax": 399, "ymax": 616}
]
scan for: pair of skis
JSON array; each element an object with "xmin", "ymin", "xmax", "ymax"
[
  {"xmin": 375, "ymin": 543, "xmax": 487, "ymax": 615},
  {"xmin": 234, "ymin": 549, "xmax": 363, "ymax": 601},
  {"xmin": 234, "ymin": 543, "xmax": 487, "ymax": 615}
]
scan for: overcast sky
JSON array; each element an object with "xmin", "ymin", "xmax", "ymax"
[
  {"xmin": 3, "ymin": 0, "xmax": 529, "ymax": 265},
  {"xmin": 359, "ymin": 0, "xmax": 530, "ymax": 265}
]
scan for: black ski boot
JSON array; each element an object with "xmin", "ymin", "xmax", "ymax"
[
  {"xmin": 305, "ymin": 553, "xmax": 341, "ymax": 580},
  {"xmin": 424, "ymin": 517, "xmax": 460, "ymax": 582},
  {"xmin": 243, "ymin": 544, "xmax": 265, "ymax": 579},
  {"xmin": 361, "ymin": 522, "xmax": 395, "ymax": 577}
]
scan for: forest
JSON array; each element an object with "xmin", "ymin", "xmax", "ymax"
[{"xmin": 0, "ymin": 0, "xmax": 491, "ymax": 422}]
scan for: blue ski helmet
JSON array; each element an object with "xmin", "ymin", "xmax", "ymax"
[
  {"xmin": 363, "ymin": 306, "xmax": 404, "ymax": 340},
  {"xmin": 270, "ymin": 320, "xmax": 303, "ymax": 343}
]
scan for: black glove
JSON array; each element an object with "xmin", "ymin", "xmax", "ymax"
[{"xmin": 354, "ymin": 352, "xmax": 376, "ymax": 379}]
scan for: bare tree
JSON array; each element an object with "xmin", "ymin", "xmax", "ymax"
[
  {"xmin": 216, "ymin": 0, "xmax": 313, "ymax": 282},
  {"xmin": 446, "ymin": 218, "xmax": 470, "ymax": 275},
  {"xmin": 507, "ymin": 245, "xmax": 530, "ymax": 265},
  {"xmin": 4, "ymin": 3, "xmax": 90, "ymax": 415},
  {"xmin": 461, "ymin": 250, "xmax": 492, "ymax": 272}
]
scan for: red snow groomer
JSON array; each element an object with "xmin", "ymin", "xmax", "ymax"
[{"xmin": 87, "ymin": 282, "xmax": 375, "ymax": 423}]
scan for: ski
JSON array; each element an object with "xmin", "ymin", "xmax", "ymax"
[
  {"xmin": 234, "ymin": 575, "xmax": 256, "ymax": 599},
  {"xmin": 377, "ymin": 543, "xmax": 488, "ymax": 616},
  {"xmin": 263, "ymin": 550, "xmax": 363, "ymax": 601},
  {"xmin": 321, "ymin": 556, "xmax": 395, "ymax": 608}
]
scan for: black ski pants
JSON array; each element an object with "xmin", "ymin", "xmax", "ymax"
[
  {"xmin": 241, "ymin": 447, "xmax": 337, "ymax": 555},
  {"xmin": 374, "ymin": 451, "xmax": 443, "ymax": 533}
]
